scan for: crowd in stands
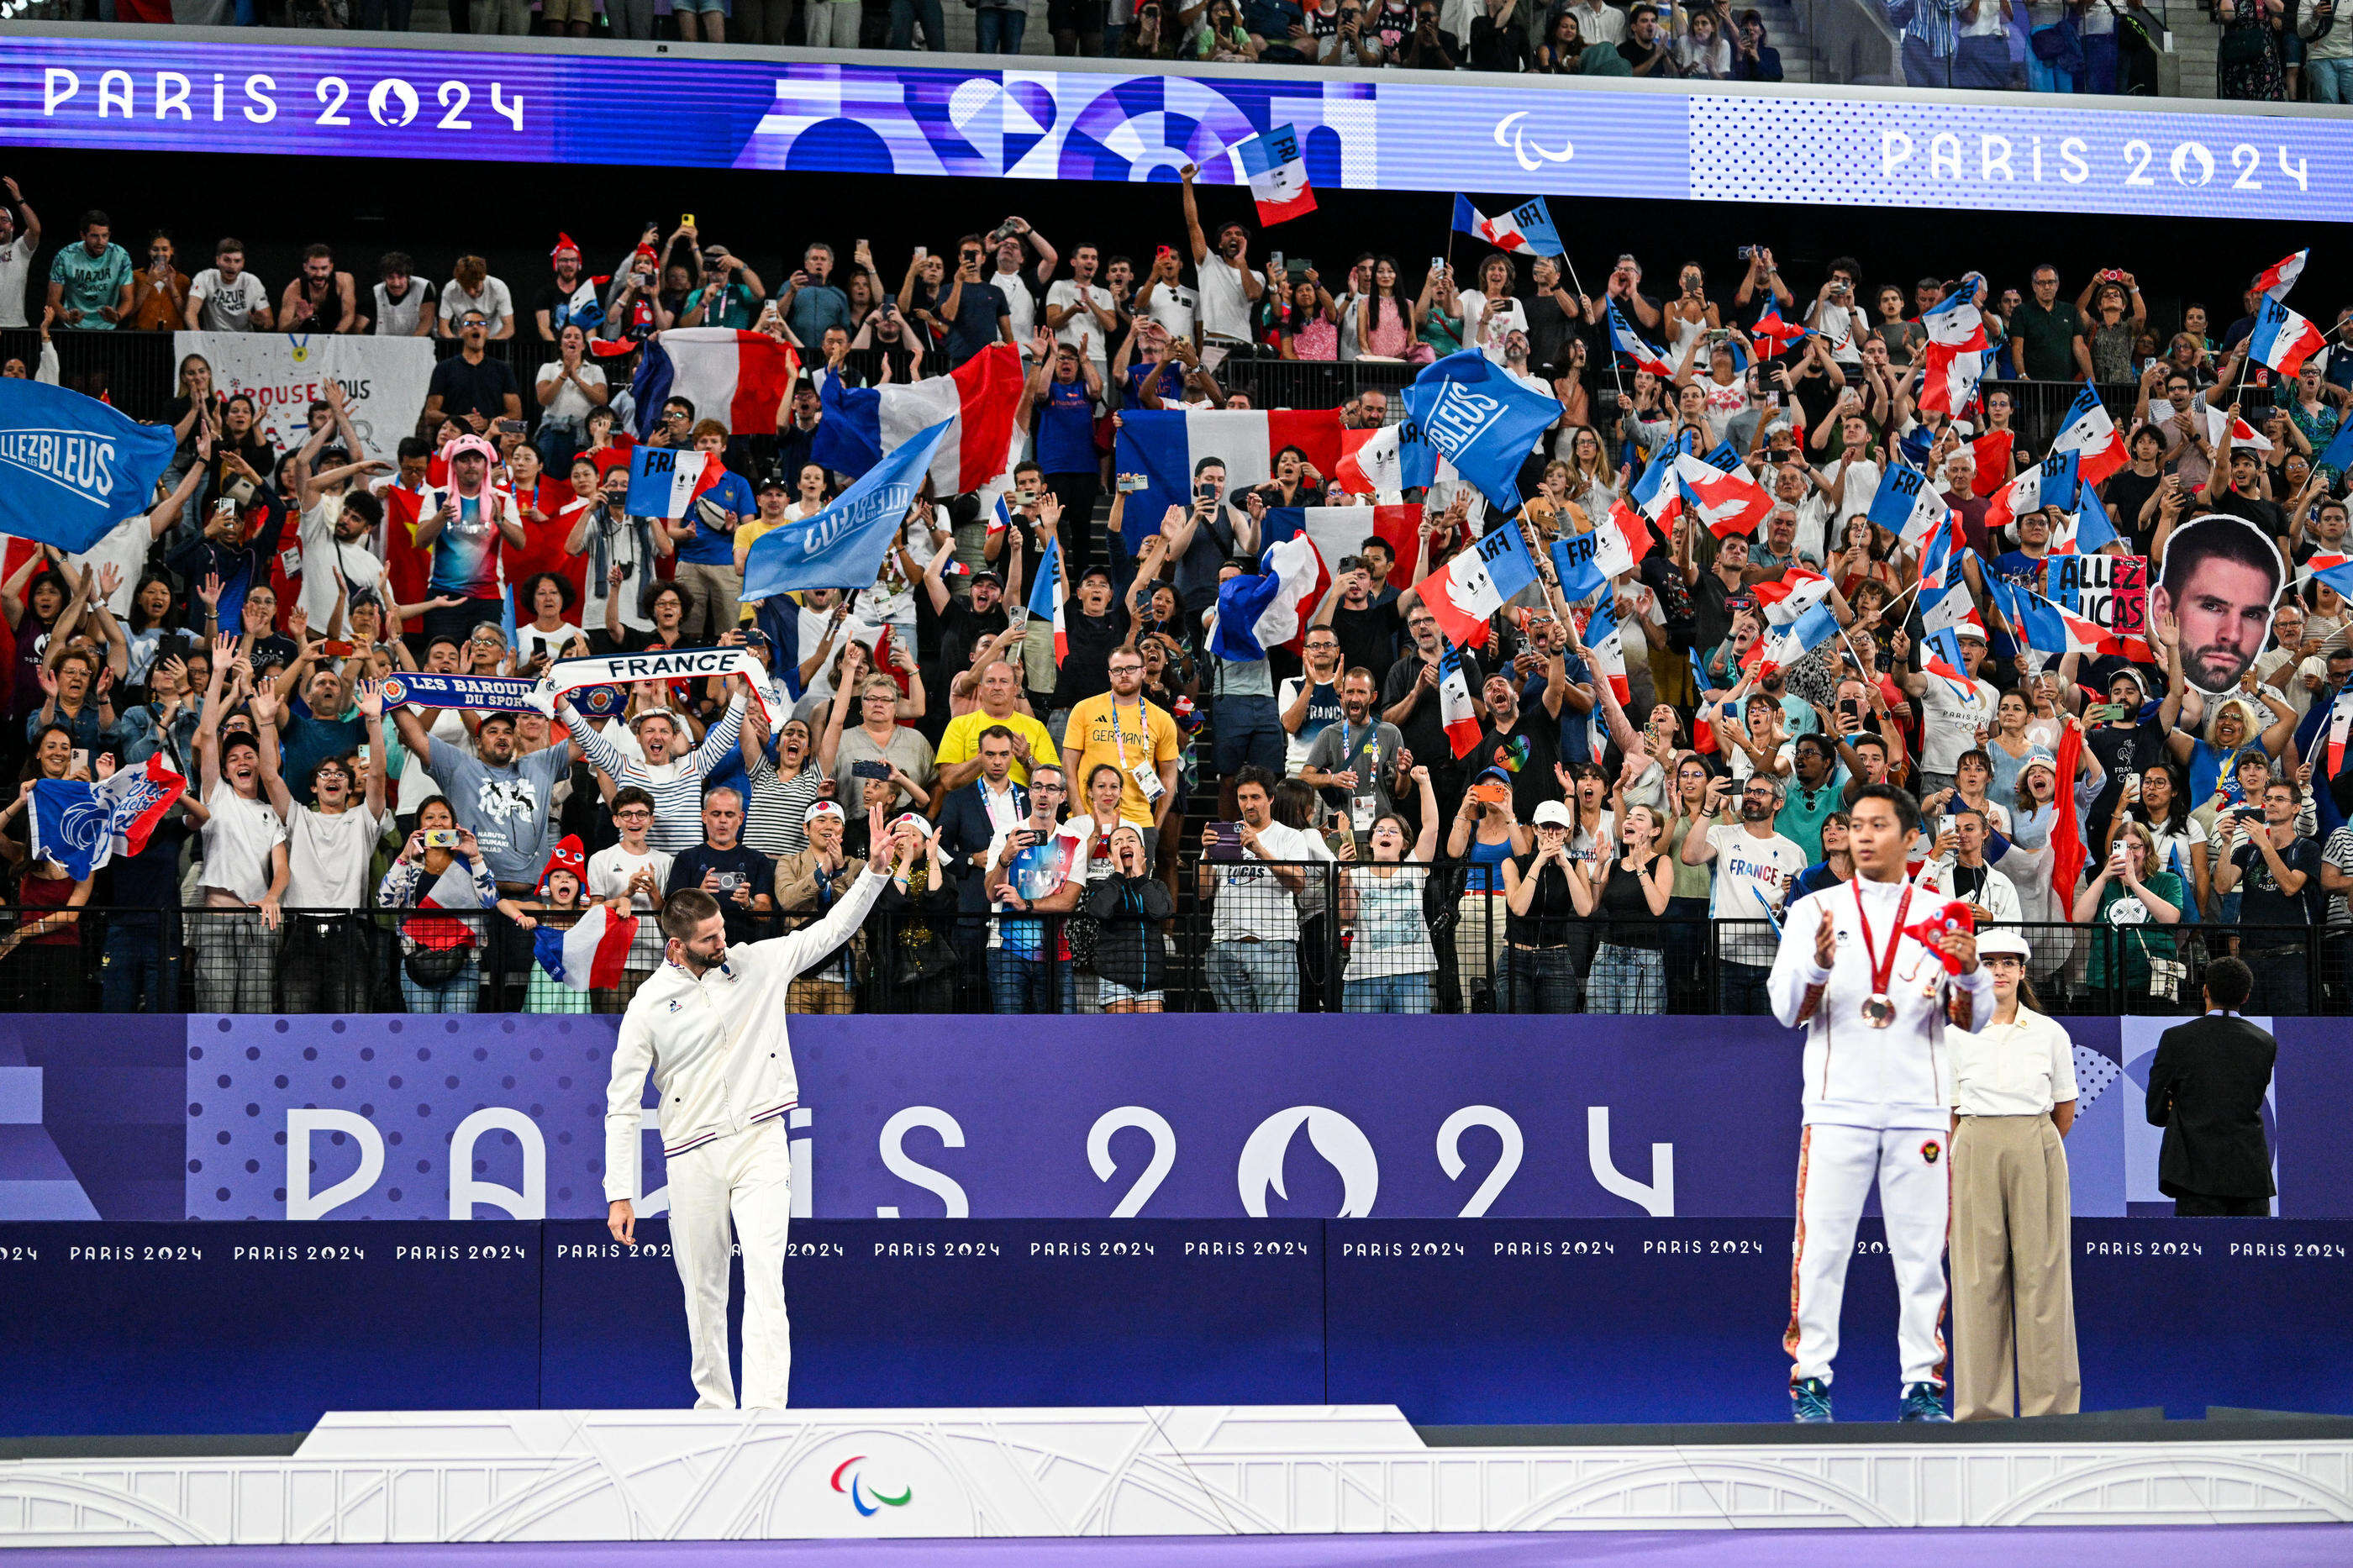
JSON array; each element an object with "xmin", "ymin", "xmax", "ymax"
[{"xmin": 1, "ymin": 165, "xmax": 2350, "ymax": 1018}]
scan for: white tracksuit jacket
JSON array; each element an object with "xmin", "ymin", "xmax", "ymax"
[
  {"xmin": 1768, "ymin": 876, "xmax": 1994, "ymax": 1129},
  {"xmin": 603, "ymin": 866, "xmax": 888, "ymax": 1199}
]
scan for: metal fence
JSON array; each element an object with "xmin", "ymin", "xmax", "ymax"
[{"xmin": 4, "ymin": 882, "xmax": 2342, "ymax": 1018}]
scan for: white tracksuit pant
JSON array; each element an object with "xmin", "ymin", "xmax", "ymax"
[
  {"xmin": 1787, "ymin": 1122, "xmax": 1951, "ymax": 1392},
  {"xmin": 667, "ymin": 1118, "xmax": 793, "ymax": 1410}
]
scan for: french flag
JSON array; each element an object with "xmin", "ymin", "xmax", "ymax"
[
  {"xmin": 1986, "ymin": 451, "xmax": 2081, "ymax": 534},
  {"xmin": 1632, "ymin": 429, "xmax": 1698, "ymax": 524},
  {"xmin": 1991, "ymin": 578, "xmax": 2148, "ymax": 662},
  {"xmin": 629, "ymin": 328, "xmax": 801, "ymax": 438},
  {"xmin": 1608, "ymin": 304, "xmax": 1677, "ymax": 379},
  {"xmin": 2047, "ymin": 386, "xmax": 2125, "ymax": 484},
  {"xmin": 816, "ymin": 341, "xmax": 1024, "ymax": 498},
  {"xmin": 1753, "ymin": 567, "xmax": 1831, "ymax": 627},
  {"xmin": 2302, "ymin": 552, "xmax": 2353, "ymax": 598},
  {"xmin": 1752, "ymin": 299, "xmax": 1807, "ymax": 354},
  {"xmin": 1866, "ymin": 461, "xmax": 1949, "ymax": 547},
  {"xmin": 2202, "ymin": 402, "xmax": 2274, "ymax": 455},
  {"xmin": 1760, "ymin": 595, "xmax": 1840, "ymax": 676},
  {"xmin": 1451, "ymin": 196, "xmax": 1561, "ymax": 256},
  {"xmin": 1029, "ymin": 533, "xmax": 1068, "ymax": 665},
  {"xmin": 1263, "ymin": 503, "xmax": 1428, "ymax": 586},
  {"xmin": 1439, "ymin": 639, "xmax": 1482, "ymax": 757},
  {"xmin": 1113, "ymin": 408, "xmax": 1345, "ymax": 552},
  {"xmin": 1923, "ymin": 623, "xmax": 1978, "ymax": 701},
  {"xmin": 532, "ymin": 903, "xmax": 638, "ymax": 993},
  {"xmin": 624, "ymin": 447, "xmax": 724, "ymax": 520},
  {"xmin": 2257, "ymin": 249, "xmax": 2309, "ymax": 303},
  {"xmin": 1234, "ymin": 125, "xmax": 1317, "ymax": 226},
  {"xmin": 2250, "ymin": 294, "xmax": 2328, "ymax": 377},
  {"xmin": 1208, "ymin": 534, "xmax": 1326, "ymax": 662},
  {"xmin": 1417, "ymin": 522, "xmax": 1537, "ymax": 649},
  {"xmin": 1578, "ymin": 592, "xmax": 1629, "ymax": 760},
  {"xmin": 1675, "ymin": 452, "xmax": 1776, "ymax": 539},
  {"xmin": 1917, "ymin": 275, "xmax": 1988, "ymax": 418},
  {"xmin": 1338, "ymin": 422, "xmax": 1445, "ymax": 497},
  {"xmin": 1919, "ymin": 508, "xmax": 1967, "ymax": 597},
  {"xmin": 1968, "ymin": 429, "xmax": 2013, "ymax": 497}
]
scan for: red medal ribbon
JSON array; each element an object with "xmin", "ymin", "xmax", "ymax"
[{"xmin": 1850, "ymin": 878, "xmax": 1914, "ymax": 999}]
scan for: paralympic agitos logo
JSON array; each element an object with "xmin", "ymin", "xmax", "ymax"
[{"xmin": 829, "ymin": 1455, "xmax": 913, "ymax": 1517}]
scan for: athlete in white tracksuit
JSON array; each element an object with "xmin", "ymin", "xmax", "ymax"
[
  {"xmin": 1768, "ymin": 786, "xmax": 1992, "ymax": 1420},
  {"xmin": 604, "ymin": 802, "xmax": 889, "ymax": 1411}
]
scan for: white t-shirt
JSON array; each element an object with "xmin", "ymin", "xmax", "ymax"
[
  {"xmin": 1142, "ymin": 280, "xmax": 1198, "ymax": 344},
  {"xmin": 1704, "ymin": 822, "xmax": 1807, "ymax": 923},
  {"xmin": 1196, "ymin": 255, "xmax": 1254, "ymax": 343},
  {"xmin": 298, "ymin": 497, "xmax": 386, "ymax": 629},
  {"xmin": 990, "ymin": 266, "xmax": 1039, "ymax": 353},
  {"xmin": 284, "ymin": 803, "xmax": 387, "ymax": 909},
  {"xmin": 587, "ymin": 843, "xmax": 675, "ymax": 971},
  {"xmin": 0, "ymin": 235, "xmax": 34, "ymax": 329},
  {"xmin": 534, "ymin": 359, "xmax": 607, "ymax": 426},
  {"xmin": 1919, "ymin": 675, "xmax": 1998, "ymax": 776},
  {"xmin": 1208, "ymin": 819, "xmax": 1336, "ymax": 944},
  {"xmin": 440, "ymin": 276, "xmax": 515, "ymax": 329},
  {"xmin": 1462, "ymin": 294, "xmax": 1529, "ymax": 357},
  {"xmin": 190, "ymin": 268, "xmax": 271, "ymax": 332},
  {"xmin": 1045, "ymin": 279, "xmax": 1115, "ymax": 361},
  {"xmin": 373, "ymin": 278, "xmax": 434, "ymax": 336},
  {"xmin": 199, "ymin": 781, "xmax": 288, "ymax": 903},
  {"xmin": 1808, "ymin": 298, "xmax": 1863, "ymax": 366}
]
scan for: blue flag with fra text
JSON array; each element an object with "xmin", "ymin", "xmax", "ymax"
[
  {"xmin": 1399, "ymin": 350, "xmax": 1562, "ymax": 513},
  {"xmin": 742, "ymin": 419, "xmax": 951, "ymax": 601},
  {"xmin": 0, "ymin": 378, "xmax": 179, "ymax": 553}
]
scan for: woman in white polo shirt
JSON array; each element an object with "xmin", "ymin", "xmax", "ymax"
[{"xmin": 1949, "ymin": 929, "xmax": 2081, "ymax": 1423}]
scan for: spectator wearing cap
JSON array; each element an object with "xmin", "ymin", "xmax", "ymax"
[
  {"xmin": 566, "ymin": 681, "xmax": 750, "ymax": 854},
  {"xmin": 393, "ymin": 697, "xmax": 573, "ymax": 895},
  {"xmin": 1729, "ymin": 8, "xmax": 1786, "ymax": 78},
  {"xmin": 2145, "ymin": 956, "xmax": 2277, "ymax": 1216},
  {"xmin": 1681, "ymin": 769, "xmax": 1807, "ymax": 1014},
  {"xmin": 666, "ymin": 785, "xmax": 777, "ymax": 948},
  {"xmin": 497, "ymin": 835, "xmax": 596, "ymax": 1016},
  {"xmin": 1049, "ymin": 550, "xmax": 1145, "ymax": 723},
  {"xmin": 193, "ymin": 639, "xmax": 290, "ymax": 1013},
  {"xmin": 252, "ymin": 676, "xmax": 391, "ymax": 1014},
  {"xmin": 2082, "ymin": 660, "xmax": 2186, "ymax": 846},
  {"xmin": 586, "ymin": 784, "xmax": 672, "ymax": 1010},
  {"xmin": 984, "ymin": 763, "xmax": 1080, "ymax": 1014},
  {"xmin": 1501, "ymin": 800, "xmax": 1587, "ymax": 1013},
  {"xmin": 924, "ymin": 533, "xmax": 1016, "ymax": 691},
  {"xmin": 1950, "ymin": 929, "xmax": 2081, "ymax": 1422},
  {"xmin": 1895, "ymin": 618, "xmax": 1997, "ymax": 802},
  {"xmin": 873, "ymin": 810, "xmax": 962, "ymax": 1013},
  {"xmin": 1199, "ymin": 764, "xmax": 1341, "ymax": 1013},
  {"xmin": 775, "ymin": 798, "xmax": 869, "ymax": 1013}
]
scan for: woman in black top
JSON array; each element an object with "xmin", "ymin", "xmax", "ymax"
[
  {"xmin": 1582, "ymin": 802, "xmax": 1677, "ymax": 1014},
  {"xmin": 1087, "ymin": 825, "xmax": 1173, "ymax": 1012},
  {"xmin": 1500, "ymin": 803, "xmax": 1583, "ymax": 1013}
]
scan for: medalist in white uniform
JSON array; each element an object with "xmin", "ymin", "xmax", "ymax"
[
  {"xmin": 604, "ymin": 866, "xmax": 888, "ymax": 1410},
  {"xmin": 1769, "ymin": 875, "xmax": 1993, "ymax": 1406}
]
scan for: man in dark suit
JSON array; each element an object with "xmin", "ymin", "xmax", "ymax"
[
  {"xmin": 2145, "ymin": 957, "xmax": 2277, "ymax": 1218},
  {"xmin": 934, "ymin": 724, "xmax": 1028, "ymax": 1007}
]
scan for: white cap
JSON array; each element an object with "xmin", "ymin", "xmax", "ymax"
[
  {"xmin": 1533, "ymin": 800, "xmax": 1575, "ymax": 829},
  {"xmin": 1977, "ymin": 929, "xmax": 2030, "ymax": 961}
]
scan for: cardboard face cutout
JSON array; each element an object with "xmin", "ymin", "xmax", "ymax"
[{"xmin": 2152, "ymin": 513, "xmax": 2286, "ymax": 696}]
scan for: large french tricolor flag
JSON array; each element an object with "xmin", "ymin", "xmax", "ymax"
[
  {"xmin": 532, "ymin": 904, "xmax": 638, "ymax": 993},
  {"xmin": 1675, "ymin": 453, "xmax": 1775, "ymax": 539},
  {"xmin": 629, "ymin": 328, "xmax": 801, "ymax": 438},
  {"xmin": 1113, "ymin": 408, "xmax": 1344, "ymax": 550},
  {"xmin": 1234, "ymin": 125, "xmax": 1316, "ymax": 226},
  {"xmin": 2047, "ymin": 386, "xmax": 2125, "ymax": 483},
  {"xmin": 1261, "ymin": 506, "xmax": 1393, "ymax": 597},
  {"xmin": 2258, "ymin": 248, "xmax": 2309, "ymax": 303},
  {"xmin": 1916, "ymin": 275, "xmax": 1988, "ymax": 417},
  {"xmin": 815, "ymin": 342, "xmax": 1024, "ymax": 498},
  {"xmin": 1417, "ymin": 522, "xmax": 1537, "ymax": 649},
  {"xmin": 2250, "ymin": 294, "xmax": 2328, "ymax": 376}
]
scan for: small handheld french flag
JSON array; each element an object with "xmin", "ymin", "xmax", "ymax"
[
  {"xmin": 1233, "ymin": 124, "xmax": 1316, "ymax": 227},
  {"xmin": 533, "ymin": 903, "xmax": 638, "ymax": 993},
  {"xmin": 1752, "ymin": 298, "xmax": 1807, "ymax": 354},
  {"xmin": 1029, "ymin": 532, "xmax": 1068, "ymax": 666},
  {"xmin": 1438, "ymin": 639, "xmax": 1482, "ymax": 758},
  {"xmin": 1607, "ymin": 303, "xmax": 1676, "ymax": 379},
  {"xmin": 2256, "ymin": 248, "xmax": 2308, "ymax": 303},
  {"xmin": 2249, "ymin": 293, "xmax": 2327, "ymax": 377},
  {"xmin": 625, "ymin": 447, "xmax": 720, "ymax": 520},
  {"xmin": 1451, "ymin": 196, "xmax": 1561, "ymax": 257}
]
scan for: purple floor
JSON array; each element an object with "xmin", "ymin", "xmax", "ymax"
[{"xmin": 10, "ymin": 1529, "xmax": 2349, "ymax": 1568}]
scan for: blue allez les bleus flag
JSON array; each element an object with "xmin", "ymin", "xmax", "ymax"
[
  {"xmin": 1400, "ymin": 350, "xmax": 1561, "ymax": 513},
  {"xmin": 0, "ymin": 379, "xmax": 178, "ymax": 554},
  {"xmin": 741, "ymin": 418, "xmax": 951, "ymax": 601}
]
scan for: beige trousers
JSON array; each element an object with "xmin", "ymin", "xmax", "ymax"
[{"xmin": 1951, "ymin": 1113, "xmax": 2081, "ymax": 1422}]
